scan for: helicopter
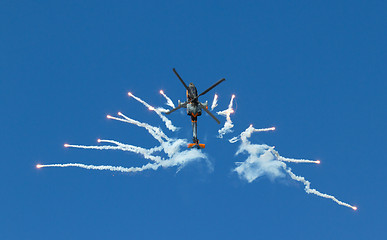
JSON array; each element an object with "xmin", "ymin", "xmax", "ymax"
[{"xmin": 166, "ymin": 68, "xmax": 225, "ymax": 149}]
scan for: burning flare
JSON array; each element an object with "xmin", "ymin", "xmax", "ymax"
[
  {"xmin": 128, "ymin": 92, "xmax": 178, "ymax": 131},
  {"xmin": 159, "ymin": 90, "xmax": 176, "ymax": 108}
]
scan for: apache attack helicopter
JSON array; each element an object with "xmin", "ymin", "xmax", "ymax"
[{"xmin": 166, "ymin": 68, "xmax": 225, "ymax": 149}]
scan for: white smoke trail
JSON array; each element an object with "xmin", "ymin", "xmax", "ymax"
[
  {"xmin": 38, "ymin": 142, "xmax": 207, "ymax": 173},
  {"xmin": 107, "ymin": 113, "xmax": 168, "ymax": 143},
  {"xmin": 285, "ymin": 167, "xmax": 357, "ymax": 210},
  {"xmin": 38, "ymin": 163, "xmax": 148, "ymax": 172},
  {"xmin": 271, "ymin": 148, "xmax": 320, "ymax": 164},
  {"xmin": 229, "ymin": 125, "xmax": 275, "ymax": 143},
  {"xmin": 39, "ymin": 106, "xmax": 208, "ymax": 174},
  {"xmin": 217, "ymin": 95, "xmax": 235, "ymax": 138},
  {"xmin": 109, "ymin": 112, "xmax": 195, "ymax": 158},
  {"xmin": 231, "ymin": 125, "xmax": 356, "ymax": 210},
  {"xmin": 211, "ymin": 94, "xmax": 218, "ymax": 110},
  {"xmin": 99, "ymin": 139, "xmax": 163, "ymax": 155},
  {"xmin": 128, "ymin": 92, "xmax": 178, "ymax": 132},
  {"xmin": 159, "ymin": 90, "xmax": 175, "ymax": 108},
  {"xmin": 65, "ymin": 140, "xmax": 162, "ymax": 162},
  {"xmin": 37, "ymin": 163, "xmax": 146, "ymax": 172}
]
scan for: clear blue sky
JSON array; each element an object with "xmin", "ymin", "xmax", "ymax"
[{"xmin": 1, "ymin": 1, "xmax": 386, "ymax": 239}]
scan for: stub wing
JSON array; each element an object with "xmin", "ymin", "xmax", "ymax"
[{"xmin": 165, "ymin": 101, "xmax": 188, "ymax": 114}]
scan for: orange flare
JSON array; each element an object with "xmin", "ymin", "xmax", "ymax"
[
  {"xmin": 232, "ymin": 94, "xmax": 236, "ymax": 98},
  {"xmin": 316, "ymin": 160, "xmax": 321, "ymax": 164},
  {"xmin": 128, "ymin": 92, "xmax": 133, "ymax": 96},
  {"xmin": 160, "ymin": 90, "xmax": 164, "ymax": 94},
  {"xmin": 148, "ymin": 106, "xmax": 155, "ymax": 111},
  {"xmin": 107, "ymin": 115, "xmax": 112, "ymax": 119},
  {"xmin": 64, "ymin": 143, "xmax": 69, "ymax": 147},
  {"xmin": 36, "ymin": 164, "xmax": 42, "ymax": 168},
  {"xmin": 97, "ymin": 139, "xmax": 101, "ymax": 143},
  {"xmin": 352, "ymin": 206, "xmax": 357, "ymax": 211}
]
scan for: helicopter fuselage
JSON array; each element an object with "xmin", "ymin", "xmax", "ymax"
[{"xmin": 167, "ymin": 68, "xmax": 225, "ymax": 149}]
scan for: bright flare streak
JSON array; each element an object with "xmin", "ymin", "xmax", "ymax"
[
  {"xmin": 98, "ymin": 139, "xmax": 163, "ymax": 155},
  {"xmin": 129, "ymin": 93, "xmax": 177, "ymax": 131},
  {"xmin": 232, "ymin": 124, "xmax": 356, "ymax": 210},
  {"xmin": 211, "ymin": 94, "xmax": 218, "ymax": 110},
  {"xmin": 271, "ymin": 149, "xmax": 319, "ymax": 164},
  {"xmin": 159, "ymin": 90, "xmax": 176, "ymax": 108},
  {"xmin": 254, "ymin": 127, "xmax": 275, "ymax": 132},
  {"xmin": 217, "ymin": 95, "xmax": 236, "ymax": 138},
  {"xmin": 37, "ymin": 163, "xmax": 152, "ymax": 173},
  {"xmin": 64, "ymin": 143, "xmax": 127, "ymax": 151},
  {"xmin": 38, "ymin": 140, "xmax": 207, "ymax": 174},
  {"xmin": 39, "ymin": 110, "xmax": 208, "ymax": 174},
  {"xmin": 66, "ymin": 140, "xmax": 163, "ymax": 162},
  {"xmin": 37, "ymin": 90, "xmax": 210, "ymax": 177},
  {"xmin": 128, "ymin": 92, "xmax": 133, "ymax": 97},
  {"xmin": 229, "ymin": 125, "xmax": 275, "ymax": 143},
  {"xmin": 285, "ymin": 167, "xmax": 357, "ymax": 210},
  {"xmin": 279, "ymin": 157, "xmax": 320, "ymax": 164},
  {"xmin": 36, "ymin": 147, "xmax": 206, "ymax": 173}
]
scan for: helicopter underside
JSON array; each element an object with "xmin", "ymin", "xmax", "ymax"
[{"xmin": 166, "ymin": 68, "xmax": 225, "ymax": 150}]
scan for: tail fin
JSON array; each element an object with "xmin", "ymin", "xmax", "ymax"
[
  {"xmin": 187, "ymin": 143, "xmax": 196, "ymax": 148},
  {"xmin": 187, "ymin": 143, "xmax": 206, "ymax": 149}
]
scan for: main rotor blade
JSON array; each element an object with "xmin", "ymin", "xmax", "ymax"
[
  {"xmin": 173, "ymin": 68, "xmax": 189, "ymax": 91},
  {"xmin": 198, "ymin": 78, "xmax": 225, "ymax": 98},
  {"xmin": 200, "ymin": 103, "xmax": 220, "ymax": 124},
  {"xmin": 165, "ymin": 102, "xmax": 188, "ymax": 115}
]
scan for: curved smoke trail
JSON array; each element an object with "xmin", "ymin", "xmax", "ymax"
[
  {"xmin": 231, "ymin": 124, "xmax": 357, "ymax": 210},
  {"xmin": 128, "ymin": 92, "xmax": 178, "ymax": 132},
  {"xmin": 217, "ymin": 95, "xmax": 235, "ymax": 138},
  {"xmin": 160, "ymin": 90, "xmax": 176, "ymax": 108}
]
